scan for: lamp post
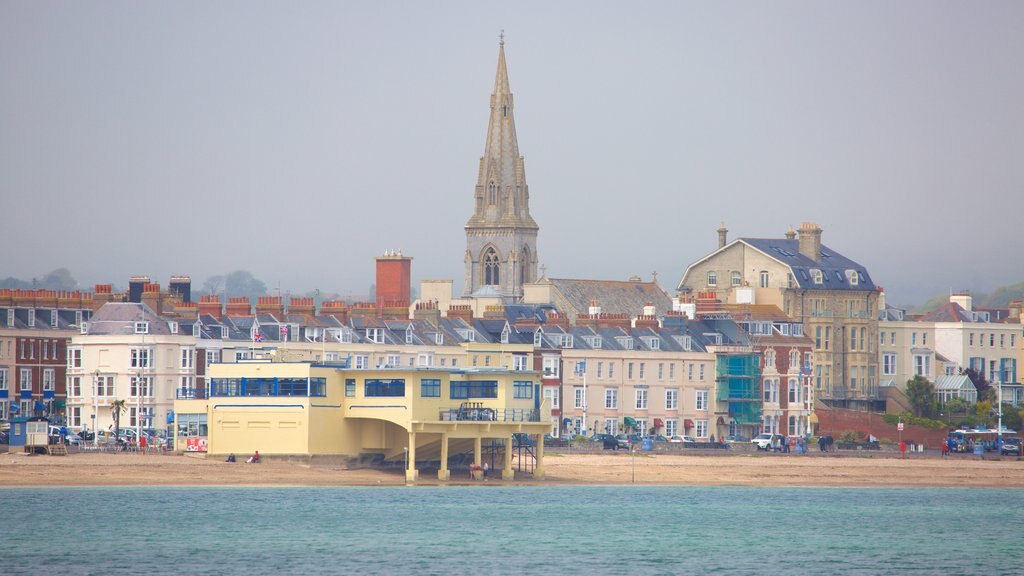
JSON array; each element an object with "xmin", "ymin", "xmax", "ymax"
[
  {"xmin": 996, "ymin": 379, "xmax": 1003, "ymax": 452},
  {"xmin": 93, "ymin": 369, "xmax": 100, "ymax": 449}
]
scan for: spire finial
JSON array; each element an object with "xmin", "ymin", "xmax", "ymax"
[{"xmin": 499, "ymin": 29, "xmax": 504, "ymax": 46}]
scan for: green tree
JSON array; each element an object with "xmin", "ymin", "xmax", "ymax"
[
  {"xmin": 975, "ymin": 401, "xmax": 992, "ymax": 419},
  {"xmin": 905, "ymin": 376, "xmax": 937, "ymax": 418},
  {"xmin": 999, "ymin": 404, "xmax": 1022, "ymax": 431},
  {"xmin": 943, "ymin": 397, "xmax": 969, "ymax": 419},
  {"xmin": 225, "ymin": 270, "xmax": 267, "ymax": 300}
]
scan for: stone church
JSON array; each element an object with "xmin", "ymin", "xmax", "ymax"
[{"xmin": 463, "ymin": 38, "xmax": 539, "ymax": 302}]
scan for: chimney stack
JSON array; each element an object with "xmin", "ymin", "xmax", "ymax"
[
  {"xmin": 797, "ymin": 222, "xmax": 822, "ymax": 262},
  {"xmin": 717, "ymin": 222, "xmax": 728, "ymax": 249},
  {"xmin": 785, "ymin": 225, "xmax": 796, "ymax": 240},
  {"xmin": 950, "ymin": 292, "xmax": 973, "ymax": 312}
]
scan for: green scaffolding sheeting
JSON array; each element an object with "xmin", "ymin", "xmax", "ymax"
[{"xmin": 716, "ymin": 353, "xmax": 762, "ymax": 424}]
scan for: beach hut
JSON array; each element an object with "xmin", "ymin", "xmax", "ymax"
[{"xmin": 9, "ymin": 416, "xmax": 50, "ymax": 453}]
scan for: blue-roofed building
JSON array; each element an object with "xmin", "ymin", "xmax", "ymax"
[{"xmin": 677, "ymin": 222, "xmax": 882, "ymax": 411}]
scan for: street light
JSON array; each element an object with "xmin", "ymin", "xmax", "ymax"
[{"xmin": 996, "ymin": 379, "xmax": 1003, "ymax": 452}]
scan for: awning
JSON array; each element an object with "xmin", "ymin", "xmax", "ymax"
[
  {"xmin": 653, "ymin": 418, "xmax": 664, "ymax": 428},
  {"xmin": 684, "ymin": 419, "xmax": 694, "ymax": 428},
  {"xmin": 623, "ymin": 416, "xmax": 637, "ymax": 428},
  {"xmin": 809, "ymin": 413, "xmax": 819, "ymax": 424}
]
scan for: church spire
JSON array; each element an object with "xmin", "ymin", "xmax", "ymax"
[{"xmin": 463, "ymin": 36, "xmax": 540, "ymax": 300}]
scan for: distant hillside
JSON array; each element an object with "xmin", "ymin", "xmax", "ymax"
[{"xmin": 911, "ymin": 281, "xmax": 1024, "ymax": 314}]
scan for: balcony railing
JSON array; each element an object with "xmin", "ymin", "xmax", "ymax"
[
  {"xmin": 440, "ymin": 403, "xmax": 540, "ymax": 422},
  {"xmin": 175, "ymin": 388, "xmax": 208, "ymax": 400}
]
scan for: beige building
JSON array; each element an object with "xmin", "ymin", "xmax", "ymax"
[{"xmin": 678, "ymin": 223, "xmax": 881, "ymax": 410}]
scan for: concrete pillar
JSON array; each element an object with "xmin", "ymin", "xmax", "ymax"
[
  {"xmin": 502, "ymin": 434, "xmax": 515, "ymax": 481},
  {"xmin": 473, "ymin": 436, "xmax": 482, "ymax": 466},
  {"xmin": 438, "ymin": 432, "xmax": 450, "ymax": 481},
  {"xmin": 405, "ymin": 432, "xmax": 418, "ymax": 482},
  {"xmin": 534, "ymin": 434, "xmax": 545, "ymax": 479}
]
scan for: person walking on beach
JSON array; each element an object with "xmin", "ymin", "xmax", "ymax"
[
  {"xmin": 818, "ymin": 436, "xmax": 827, "ymax": 452},
  {"xmin": 940, "ymin": 440, "xmax": 949, "ymax": 457}
]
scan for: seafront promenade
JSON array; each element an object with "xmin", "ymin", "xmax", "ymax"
[{"xmin": 2, "ymin": 449, "xmax": 1022, "ymax": 489}]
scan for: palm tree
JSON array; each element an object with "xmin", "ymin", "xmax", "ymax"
[{"xmin": 110, "ymin": 399, "xmax": 127, "ymax": 442}]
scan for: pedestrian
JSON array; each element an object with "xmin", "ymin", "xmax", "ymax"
[
  {"xmin": 940, "ymin": 440, "xmax": 949, "ymax": 457},
  {"xmin": 899, "ymin": 440, "xmax": 906, "ymax": 459},
  {"xmin": 818, "ymin": 436, "xmax": 826, "ymax": 452},
  {"xmin": 483, "ymin": 462, "xmax": 489, "ymax": 479}
]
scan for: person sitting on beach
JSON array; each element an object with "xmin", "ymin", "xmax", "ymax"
[
  {"xmin": 226, "ymin": 454, "xmax": 236, "ymax": 463},
  {"xmin": 246, "ymin": 450, "xmax": 260, "ymax": 464}
]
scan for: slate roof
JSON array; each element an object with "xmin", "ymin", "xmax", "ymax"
[
  {"xmin": 0, "ymin": 306, "xmax": 91, "ymax": 331},
  {"xmin": 918, "ymin": 302, "xmax": 973, "ymax": 323},
  {"xmin": 543, "ymin": 278, "xmax": 673, "ymax": 321},
  {"xmin": 739, "ymin": 238, "xmax": 876, "ymax": 291},
  {"xmin": 85, "ymin": 303, "xmax": 177, "ymax": 336}
]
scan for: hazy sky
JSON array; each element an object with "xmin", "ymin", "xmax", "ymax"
[{"xmin": 2, "ymin": 2, "xmax": 1022, "ymax": 306}]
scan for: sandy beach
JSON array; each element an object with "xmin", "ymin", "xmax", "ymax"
[{"xmin": 2, "ymin": 449, "xmax": 1022, "ymax": 488}]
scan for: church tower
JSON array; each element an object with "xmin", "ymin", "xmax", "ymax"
[{"xmin": 463, "ymin": 37, "xmax": 539, "ymax": 300}]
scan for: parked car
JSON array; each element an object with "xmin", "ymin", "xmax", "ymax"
[
  {"xmin": 669, "ymin": 435, "xmax": 696, "ymax": 443},
  {"xmin": 724, "ymin": 434, "xmax": 750, "ymax": 443},
  {"xmin": 614, "ymin": 434, "xmax": 637, "ymax": 450},
  {"xmin": 0, "ymin": 429, "xmax": 8, "ymax": 444},
  {"xmin": 1000, "ymin": 438, "xmax": 1021, "ymax": 456},
  {"xmin": 644, "ymin": 435, "xmax": 669, "ymax": 443},
  {"xmin": 590, "ymin": 433, "xmax": 621, "ymax": 450},
  {"xmin": 752, "ymin": 433, "xmax": 786, "ymax": 451}
]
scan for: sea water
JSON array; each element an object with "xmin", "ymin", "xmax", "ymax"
[{"xmin": 2, "ymin": 486, "xmax": 1021, "ymax": 575}]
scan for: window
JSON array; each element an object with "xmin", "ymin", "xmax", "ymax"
[
  {"xmin": 666, "ymin": 389, "xmax": 678, "ymax": 410},
  {"xmin": 824, "ymin": 328, "xmax": 831, "ymax": 351},
  {"xmin": 911, "ymin": 332, "xmax": 917, "ymax": 346},
  {"xmin": 543, "ymin": 387, "xmax": 559, "ymax": 409},
  {"xmin": 760, "ymin": 271, "xmax": 769, "ymax": 288},
  {"xmin": 28, "ymin": 309, "xmax": 35, "ymax": 327},
  {"xmin": 345, "ymin": 379, "xmax": 356, "ymax": 397},
  {"xmin": 707, "ymin": 271, "xmax": 717, "ymax": 286},
  {"xmin": 695, "ymin": 419, "xmax": 708, "ymax": 439},
  {"xmin": 419, "ymin": 379, "xmax": 441, "ymax": 398},
  {"xmin": 130, "ymin": 347, "xmax": 153, "ymax": 369},
  {"xmin": 609, "ymin": 363, "xmax": 615, "ymax": 379},
  {"xmin": 657, "ymin": 363, "xmax": 664, "ymax": 379},
  {"xmin": 731, "ymin": 271, "xmax": 742, "ymax": 286},
  {"xmin": 850, "ymin": 366, "xmax": 858, "ymax": 390},
  {"xmin": 181, "ymin": 348, "xmax": 195, "ymax": 369},
  {"xmin": 354, "ymin": 355, "xmax": 369, "ymax": 370},
  {"xmin": 762, "ymin": 379, "xmax": 778, "ymax": 403},
  {"xmin": 635, "ymin": 389, "xmax": 648, "ymax": 409},
  {"xmin": 130, "ymin": 376, "xmax": 153, "ymax": 397},
  {"xmin": 417, "ymin": 352, "xmax": 434, "ymax": 367},
  {"xmin": 696, "ymin": 389, "xmax": 708, "ymax": 411},
  {"xmin": 134, "ymin": 321, "xmax": 149, "ymax": 334},
  {"xmin": 765, "ymin": 349, "xmax": 776, "ymax": 370},
  {"xmin": 95, "ymin": 375, "xmax": 114, "ymax": 397},
  {"xmin": 628, "ymin": 363, "xmax": 634, "ymax": 379},
  {"xmin": 513, "ymin": 381, "xmax": 533, "ymax": 399},
  {"xmin": 596, "ymin": 362, "xmax": 603, "ymax": 378},
  {"xmin": 68, "ymin": 406, "xmax": 81, "ymax": 428},
  {"xmin": 179, "ymin": 376, "xmax": 194, "ymax": 391},
  {"xmin": 0, "ymin": 368, "xmax": 6, "ymax": 391},
  {"xmin": 206, "ymin": 350, "xmax": 220, "ymax": 365},
  {"xmin": 969, "ymin": 333, "xmax": 975, "ymax": 346},
  {"xmin": 913, "ymin": 355, "xmax": 931, "ymax": 378},
  {"xmin": 665, "ymin": 419, "xmax": 678, "ymax": 437},
  {"xmin": 880, "ymin": 332, "xmax": 885, "ymax": 346},
  {"xmin": 811, "ymin": 269, "xmax": 823, "ymax": 284},
  {"xmin": 882, "ymin": 353, "xmax": 897, "ymax": 376},
  {"xmin": 604, "ymin": 388, "xmax": 618, "ymax": 409},
  {"xmin": 604, "ymin": 418, "xmax": 618, "ymax": 435},
  {"xmin": 639, "ymin": 363, "xmax": 645, "ymax": 379},
  {"xmin": 688, "ymin": 364, "xmax": 693, "ymax": 380},
  {"xmin": 575, "ymin": 388, "xmax": 586, "ymax": 409},
  {"xmin": 129, "ymin": 406, "xmax": 154, "ymax": 428},
  {"xmin": 668, "ymin": 363, "xmax": 674, "ymax": 379},
  {"xmin": 365, "ymin": 328, "xmax": 384, "ymax": 344},
  {"xmin": 788, "ymin": 378, "xmax": 799, "ymax": 403},
  {"xmin": 20, "ymin": 368, "xmax": 32, "ymax": 391},
  {"xmin": 42, "ymin": 369, "xmax": 55, "ymax": 391},
  {"xmin": 699, "ymin": 364, "xmax": 705, "ymax": 381},
  {"xmin": 542, "ymin": 356, "xmax": 560, "ymax": 378},
  {"xmin": 176, "ymin": 413, "xmax": 209, "ymax": 438},
  {"xmin": 484, "ymin": 247, "xmax": 500, "ymax": 285},
  {"xmin": 68, "ymin": 347, "xmax": 82, "ymax": 369},
  {"xmin": 68, "ymin": 376, "xmax": 81, "ymax": 397},
  {"xmin": 384, "ymin": 354, "xmax": 401, "ymax": 367},
  {"xmin": 450, "ymin": 380, "xmax": 498, "ymax": 399},
  {"xmin": 850, "ymin": 327, "xmax": 858, "ymax": 351},
  {"xmin": 990, "ymin": 334, "xmax": 995, "ymax": 347},
  {"xmin": 922, "ymin": 332, "xmax": 927, "ymax": 346},
  {"xmin": 365, "ymin": 379, "xmax": 405, "ymax": 397}
]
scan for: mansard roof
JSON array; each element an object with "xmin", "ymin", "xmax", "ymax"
[{"xmin": 738, "ymin": 238, "xmax": 876, "ymax": 291}]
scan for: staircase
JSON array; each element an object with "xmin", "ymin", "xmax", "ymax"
[{"xmin": 47, "ymin": 444, "xmax": 69, "ymax": 456}]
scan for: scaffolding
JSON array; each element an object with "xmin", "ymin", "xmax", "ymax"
[{"xmin": 716, "ymin": 353, "xmax": 762, "ymax": 424}]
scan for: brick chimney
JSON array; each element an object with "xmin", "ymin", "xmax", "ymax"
[
  {"xmin": 198, "ymin": 295, "xmax": 223, "ymax": 320},
  {"xmin": 288, "ymin": 297, "xmax": 315, "ymax": 318},
  {"xmin": 93, "ymin": 284, "xmax": 113, "ymax": 312},
  {"xmin": 320, "ymin": 300, "xmax": 349, "ymax": 323},
  {"xmin": 375, "ymin": 250, "xmax": 412, "ymax": 308},
  {"xmin": 256, "ymin": 296, "xmax": 284, "ymax": 318},
  {"xmin": 226, "ymin": 297, "xmax": 252, "ymax": 317},
  {"xmin": 447, "ymin": 304, "xmax": 474, "ymax": 324},
  {"xmin": 141, "ymin": 283, "xmax": 162, "ymax": 315},
  {"xmin": 413, "ymin": 300, "xmax": 441, "ymax": 325},
  {"xmin": 797, "ymin": 222, "xmax": 822, "ymax": 262},
  {"xmin": 785, "ymin": 225, "xmax": 796, "ymax": 240}
]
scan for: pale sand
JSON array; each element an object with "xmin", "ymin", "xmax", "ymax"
[{"xmin": 2, "ymin": 450, "xmax": 1022, "ymax": 488}]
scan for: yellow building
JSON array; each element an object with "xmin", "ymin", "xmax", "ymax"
[{"xmin": 174, "ymin": 360, "xmax": 551, "ymax": 482}]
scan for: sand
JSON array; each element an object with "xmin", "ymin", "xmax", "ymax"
[{"xmin": 2, "ymin": 449, "xmax": 1022, "ymax": 488}]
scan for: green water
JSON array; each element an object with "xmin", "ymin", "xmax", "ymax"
[{"xmin": 3, "ymin": 486, "xmax": 1021, "ymax": 575}]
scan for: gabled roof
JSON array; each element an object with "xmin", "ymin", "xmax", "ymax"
[
  {"xmin": 86, "ymin": 303, "xmax": 177, "ymax": 336},
  {"xmin": 935, "ymin": 375, "xmax": 975, "ymax": 391},
  {"xmin": 918, "ymin": 302, "xmax": 973, "ymax": 323},
  {"xmin": 545, "ymin": 278, "xmax": 672, "ymax": 321}
]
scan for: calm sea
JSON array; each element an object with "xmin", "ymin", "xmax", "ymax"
[{"xmin": 2, "ymin": 486, "xmax": 1021, "ymax": 575}]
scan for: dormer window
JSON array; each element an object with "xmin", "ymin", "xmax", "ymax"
[
  {"xmin": 406, "ymin": 327, "xmax": 414, "ymax": 345},
  {"xmin": 6, "ymin": 309, "xmax": 13, "ymax": 327},
  {"xmin": 534, "ymin": 329, "xmax": 543, "ymax": 347},
  {"xmin": 27, "ymin": 309, "xmax": 35, "ymax": 327},
  {"xmin": 80, "ymin": 322, "xmax": 89, "ymax": 335},
  {"xmin": 432, "ymin": 332, "xmax": 443, "ymax": 345},
  {"xmin": 845, "ymin": 270, "xmax": 859, "ymax": 285},
  {"xmin": 169, "ymin": 321, "xmax": 178, "ymax": 334},
  {"xmin": 617, "ymin": 336, "xmax": 634, "ymax": 350},
  {"xmin": 704, "ymin": 332, "xmax": 723, "ymax": 345},
  {"xmin": 365, "ymin": 328, "xmax": 384, "ymax": 343},
  {"xmin": 811, "ymin": 269, "xmax": 823, "ymax": 284},
  {"xmin": 673, "ymin": 335, "xmax": 692, "ymax": 351},
  {"xmin": 501, "ymin": 325, "xmax": 511, "ymax": 344},
  {"xmin": 643, "ymin": 336, "xmax": 660, "ymax": 350},
  {"xmin": 220, "ymin": 326, "xmax": 229, "ymax": 339},
  {"xmin": 75, "ymin": 310, "xmax": 83, "ymax": 326},
  {"xmin": 135, "ymin": 321, "xmax": 149, "ymax": 334},
  {"xmin": 193, "ymin": 323, "xmax": 201, "ymax": 338},
  {"xmin": 51, "ymin": 310, "xmax": 58, "ymax": 327}
]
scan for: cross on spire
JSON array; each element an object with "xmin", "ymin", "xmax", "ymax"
[{"xmin": 499, "ymin": 29, "xmax": 504, "ymax": 45}]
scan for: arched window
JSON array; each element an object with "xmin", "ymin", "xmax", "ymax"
[
  {"xmin": 488, "ymin": 181, "xmax": 497, "ymax": 205},
  {"xmin": 484, "ymin": 248, "xmax": 500, "ymax": 286},
  {"xmin": 521, "ymin": 246, "xmax": 531, "ymax": 284}
]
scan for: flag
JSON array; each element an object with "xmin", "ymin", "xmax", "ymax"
[
  {"xmin": 280, "ymin": 324, "xmax": 289, "ymax": 339},
  {"xmin": 574, "ymin": 360, "xmax": 586, "ymax": 376},
  {"xmin": 251, "ymin": 318, "xmax": 263, "ymax": 343}
]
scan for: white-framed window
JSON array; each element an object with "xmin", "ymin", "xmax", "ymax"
[
  {"xmin": 407, "ymin": 327, "xmax": 416, "ymax": 345},
  {"xmin": 763, "ymin": 378, "xmax": 778, "ymax": 403},
  {"xmin": 20, "ymin": 368, "xmax": 32, "ymax": 391},
  {"xmin": 129, "ymin": 406, "xmax": 154, "ymax": 428},
  {"xmin": 95, "ymin": 375, "xmax": 114, "ymax": 397},
  {"xmin": 695, "ymin": 419, "xmax": 709, "ymax": 439},
  {"xmin": 765, "ymin": 349, "xmax": 776, "ymax": 370},
  {"xmin": 27, "ymin": 309, "xmax": 35, "ymax": 327},
  {"xmin": 130, "ymin": 376, "xmax": 153, "ymax": 397},
  {"xmin": 666, "ymin": 389, "xmax": 678, "ymax": 410},
  {"xmin": 575, "ymin": 387, "xmax": 586, "ymax": 409},
  {"xmin": 354, "ymin": 355, "xmax": 369, "ymax": 370},
  {"xmin": 883, "ymin": 353, "xmax": 897, "ymax": 376},
  {"xmin": 639, "ymin": 363, "xmax": 645, "ymax": 379},
  {"xmin": 68, "ymin": 406, "xmax": 81, "ymax": 428},
  {"xmin": 760, "ymin": 271, "xmax": 769, "ymax": 288},
  {"xmin": 635, "ymin": 389, "xmax": 648, "ymax": 409},
  {"xmin": 696, "ymin": 389, "xmax": 708, "ymax": 411},
  {"xmin": 365, "ymin": 328, "xmax": 384, "ymax": 344},
  {"xmin": 788, "ymin": 377, "xmax": 799, "ymax": 403},
  {"xmin": 6, "ymin": 309, "xmax": 13, "ymax": 327},
  {"xmin": 42, "ymin": 369, "xmax": 55, "ymax": 391},
  {"xmin": 542, "ymin": 356, "xmax": 560, "ymax": 378},
  {"xmin": 0, "ymin": 367, "xmax": 8, "ymax": 391},
  {"xmin": 20, "ymin": 399, "xmax": 33, "ymax": 416},
  {"xmin": 0, "ymin": 401, "xmax": 7, "ymax": 420},
  {"xmin": 513, "ymin": 354, "xmax": 528, "ymax": 371},
  {"xmin": 68, "ymin": 347, "xmax": 82, "ymax": 369},
  {"xmin": 596, "ymin": 362, "xmax": 603, "ymax": 378},
  {"xmin": 169, "ymin": 321, "xmax": 178, "ymax": 334},
  {"xmin": 605, "ymin": 388, "xmax": 618, "ymax": 409},
  {"xmin": 604, "ymin": 418, "xmax": 618, "ymax": 435},
  {"xmin": 699, "ymin": 364, "xmax": 705, "ymax": 381},
  {"xmin": 543, "ymin": 386, "xmax": 559, "ymax": 409},
  {"xmin": 635, "ymin": 418, "xmax": 648, "ymax": 435},
  {"xmin": 789, "ymin": 415, "xmax": 799, "ymax": 436},
  {"xmin": 206, "ymin": 349, "xmax": 220, "ymax": 366},
  {"xmin": 789, "ymin": 350, "xmax": 799, "ymax": 369},
  {"xmin": 384, "ymin": 354, "xmax": 401, "ymax": 367},
  {"xmin": 130, "ymin": 347, "xmax": 153, "ymax": 369},
  {"xmin": 657, "ymin": 363, "xmax": 664, "ymax": 379},
  {"xmin": 134, "ymin": 321, "xmax": 149, "ymax": 334},
  {"xmin": 609, "ymin": 362, "xmax": 615, "ymax": 379},
  {"xmin": 665, "ymin": 419, "xmax": 678, "ymax": 437},
  {"xmin": 707, "ymin": 271, "xmax": 717, "ymax": 286},
  {"xmin": 731, "ymin": 271, "xmax": 742, "ymax": 286},
  {"xmin": 181, "ymin": 348, "xmax": 195, "ymax": 370},
  {"xmin": 913, "ymin": 354, "xmax": 931, "ymax": 378},
  {"xmin": 417, "ymin": 352, "xmax": 435, "ymax": 367},
  {"xmin": 180, "ymin": 376, "xmax": 194, "ymax": 391}
]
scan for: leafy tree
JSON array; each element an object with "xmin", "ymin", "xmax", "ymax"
[
  {"xmin": 975, "ymin": 401, "xmax": 992, "ymax": 418},
  {"xmin": 905, "ymin": 376, "xmax": 937, "ymax": 418},
  {"xmin": 39, "ymin": 267, "xmax": 76, "ymax": 290},
  {"xmin": 225, "ymin": 270, "xmax": 267, "ymax": 300},
  {"xmin": 200, "ymin": 275, "xmax": 225, "ymax": 296},
  {"xmin": 110, "ymin": 399, "xmax": 127, "ymax": 440},
  {"xmin": 961, "ymin": 368, "xmax": 993, "ymax": 400},
  {"xmin": 943, "ymin": 397, "xmax": 970, "ymax": 419},
  {"xmin": 999, "ymin": 404, "xmax": 1022, "ymax": 431}
]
